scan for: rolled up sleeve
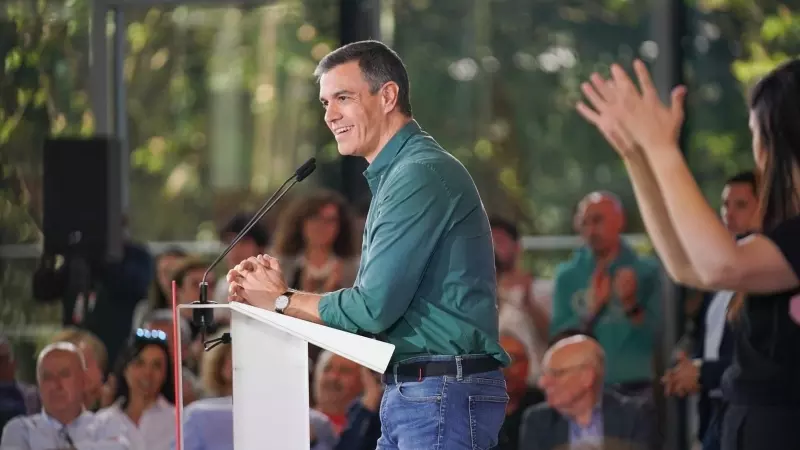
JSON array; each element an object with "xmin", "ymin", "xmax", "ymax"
[{"xmin": 319, "ymin": 162, "xmax": 452, "ymax": 334}]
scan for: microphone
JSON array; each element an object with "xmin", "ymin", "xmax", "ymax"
[{"xmin": 192, "ymin": 157, "xmax": 317, "ymax": 342}]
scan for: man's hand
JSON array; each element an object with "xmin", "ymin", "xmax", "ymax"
[
  {"xmin": 228, "ymin": 255, "xmax": 289, "ymax": 310},
  {"xmin": 588, "ymin": 267, "xmax": 611, "ymax": 317},
  {"xmin": 662, "ymin": 351, "xmax": 700, "ymax": 397}
]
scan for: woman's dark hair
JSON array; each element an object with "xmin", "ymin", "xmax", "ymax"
[
  {"xmin": 148, "ymin": 247, "xmax": 187, "ymax": 310},
  {"xmin": 748, "ymin": 59, "xmax": 800, "ymax": 231},
  {"xmin": 112, "ymin": 330, "xmax": 175, "ymax": 408},
  {"xmin": 271, "ymin": 189, "xmax": 358, "ymax": 258}
]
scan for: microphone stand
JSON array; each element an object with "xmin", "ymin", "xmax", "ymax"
[{"xmin": 192, "ymin": 158, "xmax": 317, "ymax": 349}]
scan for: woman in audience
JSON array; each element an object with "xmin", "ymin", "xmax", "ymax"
[
  {"xmin": 272, "ymin": 189, "xmax": 360, "ymax": 293},
  {"xmin": 132, "ymin": 247, "xmax": 187, "ymax": 330},
  {"xmin": 98, "ymin": 328, "xmax": 176, "ymax": 450},
  {"xmin": 576, "ymin": 59, "xmax": 800, "ymax": 449},
  {"xmin": 180, "ymin": 329, "xmax": 337, "ymax": 450}
]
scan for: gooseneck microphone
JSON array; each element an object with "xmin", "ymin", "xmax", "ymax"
[{"xmin": 192, "ymin": 157, "xmax": 317, "ymax": 345}]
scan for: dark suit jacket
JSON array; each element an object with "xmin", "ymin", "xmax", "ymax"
[{"xmin": 518, "ymin": 390, "xmax": 658, "ymax": 450}]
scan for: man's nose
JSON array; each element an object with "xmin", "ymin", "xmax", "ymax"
[{"xmin": 325, "ymin": 104, "xmax": 341, "ymax": 123}]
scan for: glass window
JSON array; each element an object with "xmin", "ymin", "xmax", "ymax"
[
  {"xmin": 383, "ymin": 0, "xmax": 653, "ymax": 275},
  {"xmin": 684, "ymin": 2, "xmax": 791, "ymax": 205},
  {"xmin": 125, "ymin": 0, "xmax": 339, "ymax": 242},
  {"xmin": 1, "ymin": 0, "xmax": 93, "ymax": 347}
]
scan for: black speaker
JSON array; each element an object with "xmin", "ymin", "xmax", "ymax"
[{"xmin": 43, "ymin": 137, "xmax": 124, "ymax": 263}]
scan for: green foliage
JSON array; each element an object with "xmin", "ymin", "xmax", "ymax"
[{"xmin": 2, "ymin": 0, "xmax": 799, "ymax": 336}]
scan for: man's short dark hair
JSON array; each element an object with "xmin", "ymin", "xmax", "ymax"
[
  {"xmin": 314, "ymin": 40, "xmax": 412, "ymax": 117},
  {"xmin": 725, "ymin": 171, "xmax": 757, "ymax": 195},
  {"xmin": 489, "ymin": 216, "xmax": 519, "ymax": 241}
]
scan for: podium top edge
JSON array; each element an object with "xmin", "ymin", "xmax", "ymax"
[{"xmin": 177, "ymin": 303, "xmax": 232, "ymax": 309}]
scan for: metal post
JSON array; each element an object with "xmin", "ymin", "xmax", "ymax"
[
  {"xmin": 90, "ymin": 0, "xmax": 110, "ymax": 135},
  {"xmin": 113, "ymin": 7, "xmax": 129, "ymax": 211},
  {"xmin": 651, "ymin": 0, "xmax": 689, "ymax": 448}
]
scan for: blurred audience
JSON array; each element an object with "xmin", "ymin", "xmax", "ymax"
[
  {"xmin": 97, "ymin": 330, "xmax": 176, "ymax": 450},
  {"xmin": 0, "ymin": 335, "xmax": 40, "ymax": 441},
  {"xmin": 312, "ymin": 351, "xmax": 364, "ymax": 434},
  {"xmin": 32, "ymin": 233, "xmax": 154, "ymax": 372},
  {"xmin": 272, "ymin": 189, "xmax": 360, "ymax": 294},
  {"xmin": 49, "ymin": 327, "xmax": 108, "ymax": 411},
  {"xmin": 520, "ymin": 335, "xmax": 657, "ymax": 450},
  {"xmin": 664, "ymin": 171, "xmax": 759, "ymax": 450},
  {"xmin": 132, "ymin": 247, "xmax": 187, "ymax": 330},
  {"xmin": 140, "ymin": 309, "xmax": 205, "ymax": 406},
  {"xmin": 211, "ymin": 213, "xmax": 270, "ymax": 322},
  {"xmin": 1, "ymin": 342, "xmax": 130, "ymax": 449},
  {"xmin": 494, "ymin": 332, "xmax": 544, "ymax": 450},
  {"xmin": 490, "ymin": 216, "xmax": 550, "ymax": 381},
  {"xmin": 550, "ymin": 191, "xmax": 660, "ymax": 398}
]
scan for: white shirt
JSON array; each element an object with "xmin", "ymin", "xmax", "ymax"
[
  {"xmin": 1, "ymin": 409, "xmax": 131, "ymax": 449},
  {"xmin": 703, "ymin": 291, "xmax": 734, "ymax": 361},
  {"xmin": 96, "ymin": 396, "xmax": 175, "ymax": 450}
]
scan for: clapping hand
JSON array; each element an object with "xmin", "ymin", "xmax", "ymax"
[
  {"xmin": 576, "ymin": 59, "xmax": 686, "ymax": 159},
  {"xmin": 227, "ymin": 254, "xmax": 289, "ymax": 310}
]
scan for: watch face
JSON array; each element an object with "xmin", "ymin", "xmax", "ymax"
[{"xmin": 275, "ymin": 295, "xmax": 289, "ymax": 310}]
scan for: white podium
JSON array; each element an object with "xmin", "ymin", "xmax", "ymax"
[{"xmin": 175, "ymin": 302, "xmax": 395, "ymax": 450}]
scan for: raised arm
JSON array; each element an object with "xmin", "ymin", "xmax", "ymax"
[
  {"xmin": 600, "ymin": 60, "xmax": 799, "ymax": 293},
  {"xmin": 577, "ymin": 73, "xmax": 702, "ymax": 288}
]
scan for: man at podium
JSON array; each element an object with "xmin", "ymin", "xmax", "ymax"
[{"xmin": 228, "ymin": 40, "xmax": 511, "ymax": 450}]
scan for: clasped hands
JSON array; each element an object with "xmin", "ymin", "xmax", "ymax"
[
  {"xmin": 226, "ymin": 254, "xmax": 289, "ymax": 310},
  {"xmin": 661, "ymin": 350, "xmax": 701, "ymax": 397}
]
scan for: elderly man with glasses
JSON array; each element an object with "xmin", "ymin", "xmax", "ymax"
[{"xmin": 519, "ymin": 335, "xmax": 658, "ymax": 450}]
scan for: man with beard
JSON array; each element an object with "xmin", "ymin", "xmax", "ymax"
[
  {"xmin": 550, "ymin": 191, "xmax": 661, "ymax": 398},
  {"xmin": 312, "ymin": 351, "xmax": 365, "ymax": 434},
  {"xmin": 490, "ymin": 216, "xmax": 550, "ymax": 380}
]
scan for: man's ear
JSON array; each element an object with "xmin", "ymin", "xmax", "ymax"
[{"xmin": 380, "ymin": 82, "xmax": 399, "ymax": 114}]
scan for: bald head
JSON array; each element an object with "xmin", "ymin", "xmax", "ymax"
[
  {"xmin": 544, "ymin": 335, "xmax": 605, "ymax": 372},
  {"xmin": 539, "ymin": 335, "xmax": 605, "ymax": 413},
  {"xmin": 575, "ymin": 191, "xmax": 624, "ymax": 256}
]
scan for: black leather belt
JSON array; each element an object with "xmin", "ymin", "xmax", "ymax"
[{"xmin": 382, "ymin": 356, "xmax": 500, "ymax": 384}]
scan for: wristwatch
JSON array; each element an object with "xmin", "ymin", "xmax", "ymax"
[{"xmin": 274, "ymin": 291, "xmax": 295, "ymax": 314}]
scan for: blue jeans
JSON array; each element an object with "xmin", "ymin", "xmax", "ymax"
[{"xmin": 377, "ymin": 355, "xmax": 509, "ymax": 450}]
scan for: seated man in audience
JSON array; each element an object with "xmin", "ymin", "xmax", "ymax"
[
  {"xmin": 550, "ymin": 191, "xmax": 660, "ymax": 398},
  {"xmin": 520, "ymin": 335, "xmax": 657, "ymax": 450},
  {"xmin": 495, "ymin": 332, "xmax": 544, "ymax": 450},
  {"xmin": 1, "ymin": 342, "xmax": 130, "ymax": 449},
  {"xmin": 312, "ymin": 351, "xmax": 365, "ymax": 434},
  {"xmin": 334, "ymin": 366, "xmax": 383, "ymax": 450},
  {"xmin": 49, "ymin": 327, "xmax": 108, "ymax": 411}
]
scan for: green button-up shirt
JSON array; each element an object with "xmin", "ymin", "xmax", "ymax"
[{"xmin": 318, "ymin": 120, "xmax": 510, "ymax": 366}]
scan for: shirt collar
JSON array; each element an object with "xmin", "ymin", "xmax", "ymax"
[
  {"xmin": 363, "ymin": 119, "xmax": 422, "ymax": 189},
  {"xmin": 41, "ymin": 408, "xmax": 90, "ymax": 429}
]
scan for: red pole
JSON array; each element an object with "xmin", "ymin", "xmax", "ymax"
[{"xmin": 171, "ymin": 279, "xmax": 183, "ymax": 450}]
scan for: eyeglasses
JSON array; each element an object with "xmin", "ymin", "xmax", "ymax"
[{"xmin": 135, "ymin": 328, "xmax": 168, "ymax": 341}]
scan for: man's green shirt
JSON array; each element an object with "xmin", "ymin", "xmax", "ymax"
[{"xmin": 318, "ymin": 120, "xmax": 510, "ymax": 366}]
